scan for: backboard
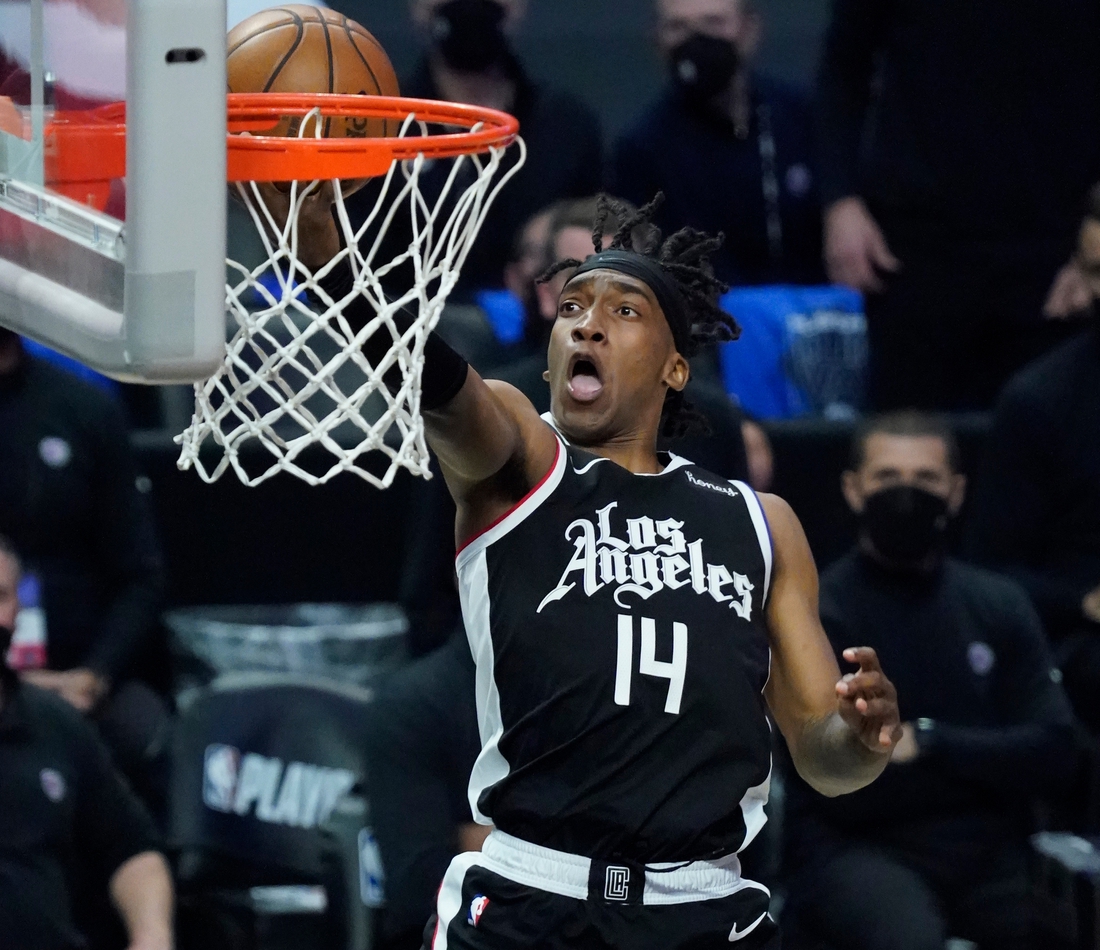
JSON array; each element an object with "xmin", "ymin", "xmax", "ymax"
[{"xmin": 0, "ymin": 0, "xmax": 227, "ymax": 382}]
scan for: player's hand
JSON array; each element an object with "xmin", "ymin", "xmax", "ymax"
[
  {"xmin": 824, "ymin": 197, "xmax": 900, "ymax": 294},
  {"xmin": 251, "ymin": 179, "xmax": 342, "ymax": 272},
  {"xmin": 889, "ymin": 722, "xmax": 919, "ymax": 764},
  {"xmin": 1043, "ymin": 259, "xmax": 1092, "ymax": 319},
  {"xmin": 835, "ymin": 647, "xmax": 901, "ymax": 754}
]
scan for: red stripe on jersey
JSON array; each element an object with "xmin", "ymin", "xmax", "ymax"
[
  {"xmin": 430, "ymin": 879, "xmax": 444, "ymax": 949},
  {"xmin": 456, "ymin": 440, "xmax": 562, "ymax": 557}
]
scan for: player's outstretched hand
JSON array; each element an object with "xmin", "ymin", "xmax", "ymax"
[
  {"xmin": 835, "ymin": 647, "xmax": 902, "ymax": 754},
  {"xmin": 251, "ymin": 179, "xmax": 342, "ymax": 271}
]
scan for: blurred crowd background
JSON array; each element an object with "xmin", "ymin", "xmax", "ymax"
[{"xmin": 1, "ymin": 0, "xmax": 1099, "ymax": 948}]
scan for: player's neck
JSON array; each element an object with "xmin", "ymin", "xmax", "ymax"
[
  {"xmin": 431, "ymin": 58, "xmax": 516, "ymax": 113},
  {"xmin": 579, "ymin": 435, "xmax": 666, "ymax": 476}
]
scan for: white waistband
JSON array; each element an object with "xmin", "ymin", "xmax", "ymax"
[{"xmin": 479, "ymin": 830, "xmax": 769, "ymax": 906}]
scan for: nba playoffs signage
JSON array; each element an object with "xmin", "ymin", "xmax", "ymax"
[
  {"xmin": 537, "ymin": 500, "xmax": 755, "ymax": 617},
  {"xmin": 203, "ymin": 743, "xmax": 356, "ymax": 829}
]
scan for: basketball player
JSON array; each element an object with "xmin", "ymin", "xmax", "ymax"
[{"xmin": 296, "ymin": 193, "xmax": 901, "ymax": 949}]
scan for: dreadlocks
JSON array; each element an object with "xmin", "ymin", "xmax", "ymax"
[{"xmin": 538, "ymin": 193, "xmax": 740, "ymax": 438}]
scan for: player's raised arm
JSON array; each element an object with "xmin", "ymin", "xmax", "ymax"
[
  {"xmin": 286, "ymin": 184, "xmax": 558, "ymax": 524},
  {"xmin": 760, "ymin": 493, "xmax": 902, "ymax": 797}
]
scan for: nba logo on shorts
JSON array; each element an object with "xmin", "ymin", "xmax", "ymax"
[
  {"xmin": 203, "ymin": 744, "xmax": 241, "ymax": 812},
  {"xmin": 468, "ymin": 894, "xmax": 490, "ymax": 926},
  {"xmin": 604, "ymin": 866, "xmax": 631, "ymax": 901}
]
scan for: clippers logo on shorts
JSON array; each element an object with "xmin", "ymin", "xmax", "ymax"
[
  {"xmin": 603, "ymin": 866, "xmax": 631, "ymax": 902},
  {"xmin": 468, "ymin": 895, "xmax": 490, "ymax": 926},
  {"xmin": 202, "ymin": 743, "xmax": 356, "ymax": 829},
  {"xmin": 537, "ymin": 501, "xmax": 755, "ymax": 618}
]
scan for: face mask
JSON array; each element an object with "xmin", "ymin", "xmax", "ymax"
[
  {"xmin": 668, "ymin": 33, "xmax": 740, "ymax": 104},
  {"xmin": 431, "ymin": 0, "xmax": 509, "ymax": 73},
  {"xmin": 860, "ymin": 485, "xmax": 950, "ymax": 565}
]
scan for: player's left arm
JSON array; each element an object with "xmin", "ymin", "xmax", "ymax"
[{"xmin": 759, "ymin": 493, "xmax": 901, "ymax": 797}]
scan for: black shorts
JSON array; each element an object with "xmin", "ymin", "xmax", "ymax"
[{"xmin": 423, "ymin": 831, "xmax": 780, "ymax": 950}]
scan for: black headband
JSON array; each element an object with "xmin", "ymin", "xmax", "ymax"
[{"xmin": 567, "ymin": 250, "xmax": 691, "ymax": 355}]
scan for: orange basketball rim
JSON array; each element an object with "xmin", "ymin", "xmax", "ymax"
[{"xmin": 40, "ymin": 94, "xmax": 521, "ymax": 211}]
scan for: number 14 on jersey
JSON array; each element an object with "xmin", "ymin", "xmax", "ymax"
[{"xmin": 615, "ymin": 615, "xmax": 687, "ymax": 715}]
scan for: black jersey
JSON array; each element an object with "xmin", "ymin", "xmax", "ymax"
[{"xmin": 456, "ymin": 423, "xmax": 774, "ymax": 863}]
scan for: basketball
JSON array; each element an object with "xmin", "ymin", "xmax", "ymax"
[{"xmin": 227, "ymin": 4, "xmax": 400, "ymax": 143}]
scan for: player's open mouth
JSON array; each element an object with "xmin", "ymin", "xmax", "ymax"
[{"xmin": 568, "ymin": 357, "xmax": 603, "ymax": 402}]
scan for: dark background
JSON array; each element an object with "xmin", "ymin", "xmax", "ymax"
[
  {"xmin": 226, "ymin": 0, "xmax": 832, "ymax": 273},
  {"xmin": 339, "ymin": 0, "xmax": 831, "ymax": 141}
]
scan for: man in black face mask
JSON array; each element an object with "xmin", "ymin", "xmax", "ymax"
[
  {"xmin": 781, "ymin": 412, "xmax": 1076, "ymax": 950},
  {"xmin": 611, "ymin": 0, "xmax": 823, "ymax": 286},
  {"xmin": 395, "ymin": 0, "xmax": 603, "ymax": 294}
]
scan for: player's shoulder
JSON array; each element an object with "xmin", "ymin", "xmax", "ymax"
[
  {"xmin": 485, "ymin": 378, "xmax": 554, "ymax": 435},
  {"xmin": 484, "ymin": 376, "xmax": 537, "ymax": 409},
  {"xmin": 752, "ymin": 491, "xmax": 799, "ymax": 536}
]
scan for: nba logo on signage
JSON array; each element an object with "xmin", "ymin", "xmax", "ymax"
[
  {"xmin": 203, "ymin": 744, "xmax": 240, "ymax": 812},
  {"xmin": 358, "ymin": 828, "xmax": 386, "ymax": 908},
  {"xmin": 604, "ymin": 866, "xmax": 631, "ymax": 901}
]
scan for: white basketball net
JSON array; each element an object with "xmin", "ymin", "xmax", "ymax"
[{"xmin": 175, "ymin": 113, "xmax": 525, "ymax": 487}]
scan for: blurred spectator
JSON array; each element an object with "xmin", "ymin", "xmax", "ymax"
[
  {"xmin": 364, "ymin": 629, "xmax": 481, "ymax": 950},
  {"xmin": 613, "ymin": 0, "xmax": 823, "ymax": 286},
  {"xmin": 0, "ymin": 330, "xmax": 170, "ymax": 813},
  {"xmin": 0, "ymin": 535, "xmax": 174, "ymax": 950},
  {"xmin": 783, "ymin": 412, "xmax": 1075, "ymax": 950},
  {"xmin": 0, "ymin": 0, "xmax": 125, "ymax": 108},
  {"xmin": 433, "ymin": 205, "xmax": 557, "ymax": 374},
  {"xmin": 817, "ymin": 0, "xmax": 1100, "ymax": 410},
  {"xmin": 966, "ymin": 188, "xmax": 1100, "ymax": 731},
  {"xmin": 396, "ymin": 0, "xmax": 603, "ymax": 293}
]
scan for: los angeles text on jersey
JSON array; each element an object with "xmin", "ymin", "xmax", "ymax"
[{"xmin": 537, "ymin": 500, "xmax": 755, "ymax": 617}]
